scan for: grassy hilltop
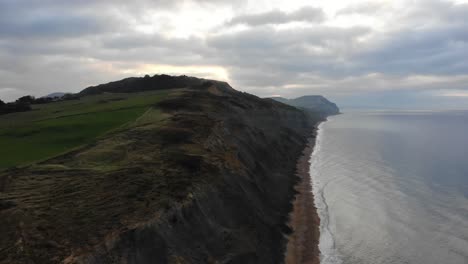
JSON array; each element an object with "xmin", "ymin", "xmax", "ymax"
[{"xmin": 0, "ymin": 90, "xmax": 170, "ymax": 169}]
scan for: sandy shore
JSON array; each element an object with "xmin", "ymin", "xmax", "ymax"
[{"xmin": 284, "ymin": 133, "xmax": 321, "ymax": 264}]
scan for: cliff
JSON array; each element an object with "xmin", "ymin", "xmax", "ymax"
[
  {"xmin": 271, "ymin": 95, "xmax": 340, "ymax": 116},
  {"xmin": 0, "ymin": 76, "xmax": 328, "ymax": 263}
]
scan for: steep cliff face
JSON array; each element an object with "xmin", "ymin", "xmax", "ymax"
[
  {"xmin": 271, "ymin": 95, "xmax": 340, "ymax": 116},
  {"xmin": 0, "ymin": 79, "xmax": 322, "ymax": 263}
]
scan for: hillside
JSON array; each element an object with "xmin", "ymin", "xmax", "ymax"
[
  {"xmin": 43, "ymin": 92, "xmax": 66, "ymax": 98},
  {"xmin": 0, "ymin": 90, "xmax": 170, "ymax": 169},
  {"xmin": 271, "ymin": 95, "xmax": 340, "ymax": 116},
  {"xmin": 79, "ymin": 74, "xmax": 232, "ymax": 96},
  {"xmin": 0, "ymin": 75, "xmax": 331, "ymax": 263}
]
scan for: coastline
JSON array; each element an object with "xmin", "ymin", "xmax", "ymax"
[{"xmin": 285, "ymin": 127, "xmax": 321, "ymax": 264}]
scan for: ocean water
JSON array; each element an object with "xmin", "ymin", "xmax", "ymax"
[{"xmin": 311, "ymin": 111, "xmax": 468, "ymax": 264}]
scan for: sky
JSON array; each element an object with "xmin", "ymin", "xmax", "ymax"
[{"xmin": 0, "ymin": 0, "xmax": 468, "ymax": 109}]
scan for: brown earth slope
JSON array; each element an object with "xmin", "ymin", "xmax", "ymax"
[{"xmin": 0, "ymin": 78, "xmax": 324, "ymax": 263}]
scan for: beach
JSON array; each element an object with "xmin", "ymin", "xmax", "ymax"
[{"xmin": 285, "ymin": 133, "xmax": 321, "ymax": 264}]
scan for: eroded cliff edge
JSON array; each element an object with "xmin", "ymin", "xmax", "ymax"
[{"xmin": 0, "ymin": 77, "xmax": 331, "ymax": 263}]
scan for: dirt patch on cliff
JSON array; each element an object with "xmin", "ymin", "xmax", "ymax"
[{"xmin": 285, "ymin": 135, "xmax": 320, "ymax": 264}]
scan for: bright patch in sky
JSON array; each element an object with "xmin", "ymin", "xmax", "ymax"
[
  {"xmin": 128, "ymin": 64, "xmax": 230, "ymax": 82},
  {"xmin": 442, "ymin": 91, "xmax": 468, "ymax": 97},
  {"xmin": 0, "ymin": 0, "xmax": 467, "ymax": 108}
]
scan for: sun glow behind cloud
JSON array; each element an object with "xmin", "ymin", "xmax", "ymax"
[
  {"xmin": 124, "ymin": 64, "xmax": 230, "ymax": 82},
  {"xmin": 134, "ymin": 2, "xmax": 234, "ymax": 38},
  {"xmin": 441, "ymin": 91, "xmax": 468, "ymax": 97},
  {"xmin": 0, "ymin": 0, "xmax": 467, "ymax": 108}
]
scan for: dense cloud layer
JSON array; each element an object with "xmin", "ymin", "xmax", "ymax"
[
  {"xmin": 0, "ymin": 0, "xmax": 467, "ymax": 108},
  {"xmin": 226, "ymin": 7, "xmax": 325, "ymax": 26}
]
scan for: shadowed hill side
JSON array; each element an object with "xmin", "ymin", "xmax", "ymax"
[
  {"xmin": 0, "ymin": 78, "xmax": 320, "ymax": 263},
  {"xmin": 271, "ymin": 95, "xmax": 340, "ymax": 116},
  {"xmin": 79, "ymin": 74, "xmax": 234, "ymax": 96}
]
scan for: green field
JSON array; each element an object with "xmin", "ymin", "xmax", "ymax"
[{"xmin": 0, "ymin": 90, "xmax": 171, "ymax": 169}]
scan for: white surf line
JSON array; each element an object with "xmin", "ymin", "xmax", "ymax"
[{"xmin": 310, "ymin": 120, "xmax": 343, "ymax": 264}]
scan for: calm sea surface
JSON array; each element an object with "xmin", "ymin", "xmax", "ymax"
[{"xmin": 311, "ymin": 111, "xmax": 468, "ymax": 264}]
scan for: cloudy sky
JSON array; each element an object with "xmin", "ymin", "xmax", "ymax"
[{"xmin": 1, "ymin": 0, "xmax": 468, "ymax": 109}]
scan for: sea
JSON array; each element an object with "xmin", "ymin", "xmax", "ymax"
[{"xmin": 311, "ymin": 110, "xmax": 468, "ymax": 264}]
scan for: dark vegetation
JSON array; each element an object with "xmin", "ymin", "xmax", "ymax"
[
  {"xmin": 0, "ymin": 94, "xmax": 80, "ymax": 115},
  {"xmin": 0, "ymin": 75, "xmax": 338, "ymax": 264},
  {"xmin": 79, "ymin": 74, "xmax": 232, "ymax": 95},
  {"xmin": 0, "ymin": 98, "xmax": 31, "ymax": 115},
  {"xmin": 0, "ymin": 102, "xmax": 31, "ymax": 115},
  {"xmin": 31, "ymin": 94, "xmax": 80, "ymax": 104}
]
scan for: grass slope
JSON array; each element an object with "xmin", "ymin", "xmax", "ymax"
[{"xmin": 0, "ymin": 90, "xmax": 171, "ymax": 169}]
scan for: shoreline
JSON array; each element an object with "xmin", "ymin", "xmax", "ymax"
[{"xmin": 284, "ymin": 127, "xmax": 321, "ymax": 264}]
